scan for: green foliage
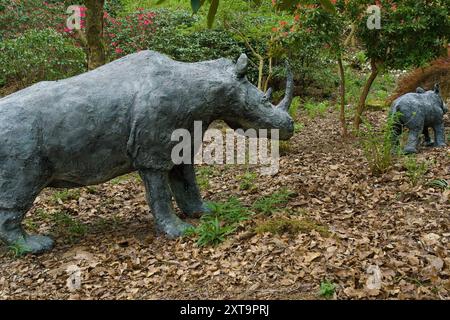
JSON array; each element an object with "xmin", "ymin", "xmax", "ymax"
[
  {"xmin": 304, "ymin": 101, "xmax": 329, "ymax": 119},
  {"xmin": 253, "ymin": 188, "xmax": 294, "ymax": 215},
  {"xmin": 189, "ymin": 217, "xmax": 236, "ymax": 247},
  {"xmin": 403, "ymin": 156, "xmax": 430, "ymax": 186},
  {"xmin": 51, "ymin": 189, "xmax": 82, "ymax": 204},
  {"xmin": 0, "ymin": 0, "xmax": 67, "ymax": 41},
  {"xmin": 359, "ymin": 116, "xmax": 396, "ymax": 175},
  {"xmin": 186, "ymin": 197, "xmax": 252, "ymax": 247},
  {"xmin": 8, "ymin": 242, "xmax": 30, "ymax": 258},
  {"xmin": 319, "ymin": 280, "xmax": 336, "ymax": 299},
  {"xmin": 104, "ymin": 0, "xmax": 125, "ymax": 16},
  {"xmin": 0, "ymin": 29, "xmax": 86, "ymax": 88},
  {"xmin": 294, "ymin": 123, "xmax": 304, "ymax": 133},
  {"xmin": 349, "ymin": 0, "xmax": 450, "ymax": 70},
  {"xmin": 288, "ymin": 96, "xmax": 301, "ymax": 117},
  {"xmin": 239, "ymin": 172, "xmax": 257, "ymax": 191},
  {"xmin": 51, "ymin": 211, "xmax": 87, "ymax": 242},
  {"xmin": 196, "ymin": 166, "xmax": 215, "ymax": 190},
  {"xmin": 427, "ymin": 179, "xmax": 450, "ymax": 190},
  {"xmin": 106, "ymin": 9, "xmax": 245, "ymax": 63}
]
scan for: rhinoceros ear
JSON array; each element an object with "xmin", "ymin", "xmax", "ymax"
[
  {"xmin": 416, "ymin": 87, "xmax": 426, "ymax": 94},
  {"xmin": 434, "ymin": 83, "xmax": 440, "ymax": 94},
  {"xmin": 235, "ymin": 54, "xmax": 248, "ymax": 78}
]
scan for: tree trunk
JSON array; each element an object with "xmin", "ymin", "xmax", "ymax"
[
  {"xmin": 354, "ymin": 59, "xmax": 380, "ymax": 131},
  {"xmin": 337, "ymin": 56, "xmax": 347, "ymax": 137},
  {"xmin": 85, "ymin": 0, "xmax": 106, "ymax": 70},
  {"xmin": 257, "ymin": 57, "xmax": 265, "ymax": 91}
]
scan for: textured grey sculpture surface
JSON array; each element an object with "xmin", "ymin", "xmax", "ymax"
[
  {"xmin": 0, "ymin": 50, "xmax": 294, "ymax": 254},
  {"xmin": 391, "ymin": 84, "xmax": 447, "ymax": 154}
]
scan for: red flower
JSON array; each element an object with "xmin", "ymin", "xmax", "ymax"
[{"xmin": 115, "ymin": 48, "xmax": 123, "ymax": 54}]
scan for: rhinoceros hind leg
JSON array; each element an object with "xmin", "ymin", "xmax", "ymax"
[
  {"xmin": 403, "ymin": 129, "xmax": 421, "ymax": 154},
  {"xmin": 433, "ymin": 123, "xmax": 447, "ymax": 147},
  {"xmin": 0, "ymin": 210, "xmax": 54, "ymax": 254},
  {"xmin": 423, "ymin": 127, "xmax": 434, "ymax": 147},
  {"xmin": 140, "ymin": 169, "xmax": 193, "ymax": 238},
  {"xmin": 169, "ymin": 164, "xmax": 210, "ymax": 218}
]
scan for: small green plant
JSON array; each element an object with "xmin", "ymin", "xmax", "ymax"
[
  {"xmin": 403, "ymin": 156, "xmax": 430, "ymax": 186},
  {"xmin": 427, "ymin": 179, "xmax": 450, "ymax": 190},
  {"xmin": 110, "ymin": 173, "xmax": 140, "ymax": 185},
  {"xmin": 192, "ymin": 217, "xmax": 236, "ymax": 247},
  {"xmin": 196, "ymin": 166, "xmax": 215, "ymax": 190},
  {"xmin": 294, "ymin": 123, "xmax": 304, "ymax": 133},
  {"xmin": 253, "ymin": 189, "xmax": 294, "ymax": 215},
  {"xmin": 288, "ymin": 96, "xmax": 301, "ymax": 118},
  {"xmin": 239, "ymin": 171, "xmax": 257, "ymax": 191},
  {"xmin": 319, "ymin": 280, "xmax": 336, "ymax": 299},
  {"xmin": 51, "ymin": 211, "xmax": 87, "ymax": 242},
  {"xmin": 23, "ymin": 219, "xmax": 39, "ymax": 232},
  {"xmin": 8, "ymin": 241, "xmax": 31, "ymax": 258},
  {"xmin": 186, "ymin": 197, "xmax": 252, "ymax": 247},
  {"xmin": 51, "ymin": 189, "xmax": 81, "ymax": 204},
  {"xmin": 359, "ymin": 116, "xmax": 397, "ymax": 175},
  {"xmin": 303, "ymin": 101, "xmax": 328, "ymax": 119},
  {"xmin": 35, "ymin": 208, "xmax": 50, "ymax": 221}
]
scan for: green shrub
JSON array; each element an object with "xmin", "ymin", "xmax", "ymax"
[
  {"xmin": 303, "ymin": 101, "xmax": 329, "ymax": 119},
  {"xmin": 0, "ymin": 0, "xmax": 67, "ymax": 41},
  {"xmin": 186, "ymin": 197, "xmax": 252, "ymax": 247},
  {"xmin": 359, "ymin": 116, "xmax": 397, "ymax": 175},
  {"xmin": 105, "ymin": 9, "xmax": 245, "ymax": 63},
  {"xmin": 239, "ymin": 172, "xmax": 257, "ymax": 191},
  {"xmin": 0, "ymin": 29, "xmax": 86, "ymax": 88}
]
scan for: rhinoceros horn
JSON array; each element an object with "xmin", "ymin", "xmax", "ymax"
[
  {"xmin": 277, "ymin": 61, "xmax": 294, "ymax": 112},
  {"xmin": 235, "ymin": 54, "xmax": 248, "ymax": 78}
]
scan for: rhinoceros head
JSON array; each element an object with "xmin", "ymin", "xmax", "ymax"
[{"xmin": 222, "ymin": 54, "xmax": 294, "ymax": 140}]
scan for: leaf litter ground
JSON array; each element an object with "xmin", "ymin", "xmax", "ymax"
[{"xmin": 0, "ymin": 108, "xmax": 449, "ymax": 300}]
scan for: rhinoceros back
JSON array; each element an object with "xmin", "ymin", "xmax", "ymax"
[{"xmin": 0, "ymin": 51, "xmax": 182, "ymax": 186}]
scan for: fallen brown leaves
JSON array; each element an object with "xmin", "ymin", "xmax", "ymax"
[{"xmin": 0, "ymin": 109, "xmax": 449, "ymax": 300}]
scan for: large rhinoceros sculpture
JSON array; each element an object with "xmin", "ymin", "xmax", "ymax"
[{"xmin": 0, "ymin": 51, "xmax": 294, "ymax": 254}]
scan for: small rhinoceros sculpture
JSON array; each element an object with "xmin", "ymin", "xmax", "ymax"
[
  {"xmin": 0, "ymin": 51, "xmax": 294, "ymax": 254},
  {"xmin": 390, "ymin": 84, "xmax": 448, "ymax": 154}
]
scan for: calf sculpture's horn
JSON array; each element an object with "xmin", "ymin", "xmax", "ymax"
[{"xmin": 277, "ymin": 61, "xmax": 294, "ymax": 112}]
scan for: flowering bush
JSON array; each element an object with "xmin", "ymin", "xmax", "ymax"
[
  {"xmin": 0, "ymin": 0, "xmax": 67, "ymax": 40},
  {"xmin": 104, "ymin": 9, "xmax": 244, "ymax": 63}
]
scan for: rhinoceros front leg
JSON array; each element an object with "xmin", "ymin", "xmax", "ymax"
[
  {"xmin": 169, "ymin": 164, "xmax": 210, "ymax": 218},
  {"xmin": 139, "ymin": 169, "xmax": 192, "ymax": 238},
  {"xmin": 0, "ymin": 209, "xmax": 54, "ymax": 254}
]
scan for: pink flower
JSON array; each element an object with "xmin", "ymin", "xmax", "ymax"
[{"xmin": 115, "ymin": 48, "xmax": 123, "ymax": 54}]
